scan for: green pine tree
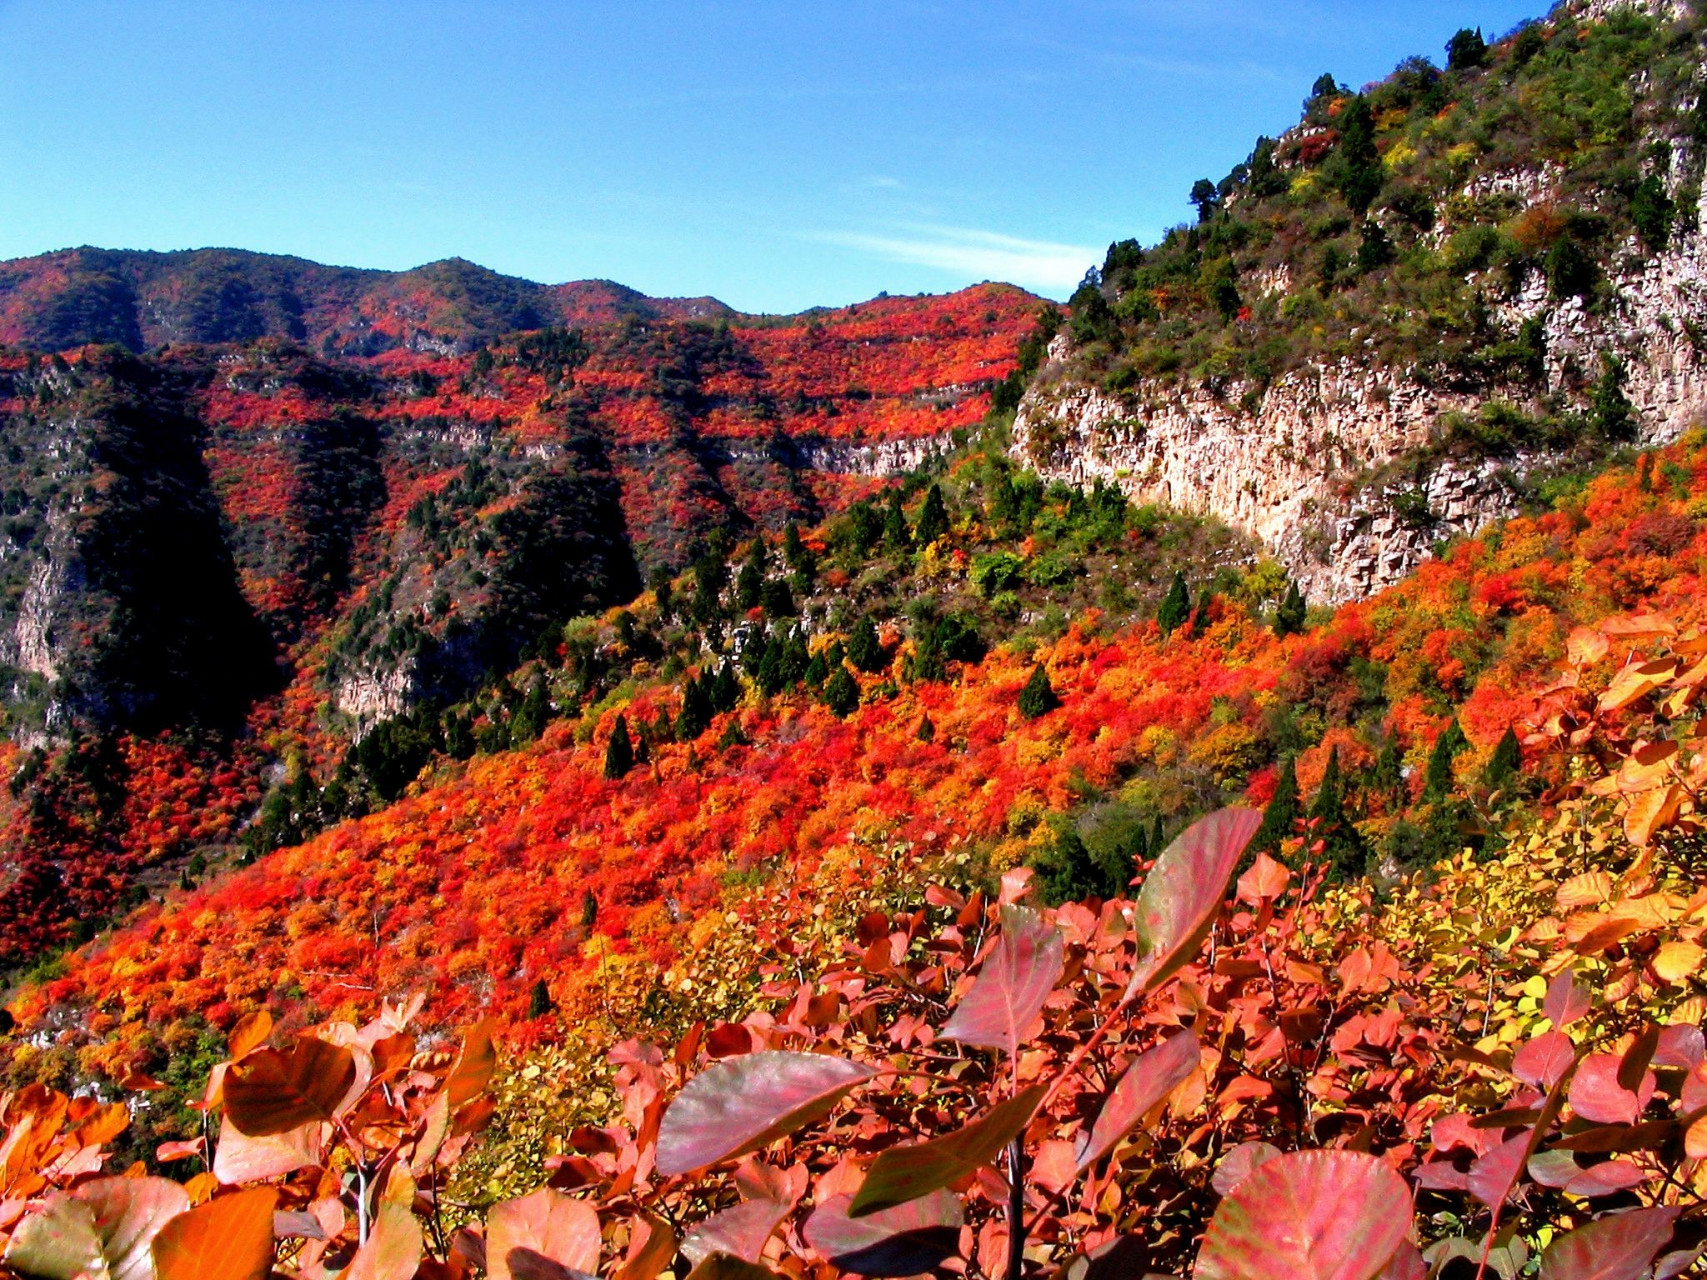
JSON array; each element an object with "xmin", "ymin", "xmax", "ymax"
[
  {"xmin": 1371, "ymin": 740, "xmax": 1405, "ymax": 807},
  {"xmin": 1592, "ymin": 355, "xmax": 1636, "ymax": 442},
  {"xmin": 914, "ymin": 483, "xmax": 950, "ymax": 545},
  {"xmin": 1423, "ymin": 720, "xmax": 1469, "ymax": 801},
  {"xmin": 756, "ymin": 643, "xmax": 787, "ymax": 696},
  {"xmin": 1040, "ymin": 830, "xmax": 1103, "ymax": 905},
  {"xmin": 1483, "ymin": 726, "xmax": 1522, "ymax": 792},
  {"xmin": 1274, "ymin": 583, "xmax": 1307, "ymax": 637},
  {"xmin": 528, "ymin": 978, "xmax": 553, "ymax": 1018},
  {"xmin": 710, "ymin": 662, "xmax": 741, "ymax": 714},
  {"xmin": 783, "ymin": 521, "xmax": 808, "ymax": 569},
  {"xmin": 677, "ymin": 675, "xmax": 714, "ymax": 739},
  {"xmin": 581, "ymin": 890, "xmax": 598, "ymax": 927},
  {"xmin": 1329, "ymin": 95, "xmax": 1383, "ymax": 213},
  {"xmin": 762, "ymin": 577, "xmax": 796, "ymax": 618},
  {"xmin": 1309, "ymin": 746, "xmax": 1368, "ymax": 878},
  {"xmin": 883, "ymin": 490, "xmax": 910, "ymax": 550},
  {"xmin": 1157, "ymin": 572, "xmax": 1192, "ymax": 636},
  {"xmin": 803, "ymin": 650, "xmax": 828, "ymax": 689},
  {"xmin": 1252, "ymin": 756, "xmax": 1299, "ymax": 852},
  {"xmin": 736, "ymin": 560, "xmax": 764, "ymax": 611},
  {"xmin": 848, "ymin": 617, "xmax": 885, "ymax": 673},
  {"xmin": 1018, "ymin": 664, "xmax": 1060, "ymax": 719},
  {"xmin": 603, "ymin": 714, "xmax": 634, "ymax": 780},
  {"xmin": 917, "ymin": 713, "xmax": 936, "ymax": 743},
  {"xmin": 823, "ymin": 666, "xmax": 860, "ymax": 718}
]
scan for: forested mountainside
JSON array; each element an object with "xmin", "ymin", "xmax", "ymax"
[
  {"xmin": 0, "ymin": 280, "xmax": 1038, "ymax": 961},
  {"xmin": 1017, "ymin": 0, "xmax": 1707, "ymax": 603},
  {"xmin": 5, "ymin": 2, "xmax": 1707, "ymax": 1279}
]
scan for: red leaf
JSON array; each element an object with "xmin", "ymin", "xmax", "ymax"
[
  {"xmin": 683, "ymin": 1163, "xmax": 804, "ymax": 1266},
  {"xmin": 684, "ymin": 1257, "xmax": 778, "ymax": 1280},
  {"xmin": 1126, "ymin": 808, "xmax": 1263, "ymax": 999},
  {"xmin": 1527, "ymin": 1149, "xmax": 1581, "ymax": 1188},
  {"xmin": 1236, "ymin": 853, "xmax": 1290, "ymax": 906},
  {"xmin": 1569, "ymin": 1055, "xmax": 1654, "ymax": 1126},
  {"xmin": 614, "ymin": 1214, "xmax": 677, "ymax": 1280},
  {"xmin": 1653, "ymin": 1024, "xmax": 1704, "ymax": 1070},
  {"xmin": 222, "ymin": 1037, "xmax": 355, "ymax": 1137},
  {"xmin": 804, "ymin": 1191, "xmax": 963, "ymax": 1278},
  {"xmin": 1514, "ymin": 1032, "xmax": 1576, "ymax": 1090},
  {"xmin": 1563, "ymin": 1160, "xmax": 1648, "ymax": 1198},
  {"xmin": 448, "ymin": 1018, "xmax": 498, "ymax": 1108},
  {"xmin": 940, "ymin": 905, "xmax": 1064, "ymax": 1060},
  {"xmin": 1544, "ymin": 970, "xmax": 1592, "ymax": 1029},
  {"xmin": 683, "ymin": 1200, "xmax": 794, "ymax": 1267},
  {"xmin": 1076, "ymin": 1031, "xmax": 1201, "ymax": 1170},
  {"xmin": 1468, "ymin": 1134, "xmax": 1529, "ymax": 1209},
  {"xmin": 486, "ymin": 1189, "xmax": 601, "ymax": 1280},
  {"xmin": 850, "ymin": 1086, "xmax": 1045, "ymax": 1217},
  {"xmin": 1618, "ymin": 1026, "xmax": 1661, "ymax": 1094},
  {"xmin": 1195, "ymin": 1150, "xmax": 1411, "ymax": 1280},
  {"xmin": 1537, "ymin": 1206, "xmax": 1679, "ymax": 1280},
  {"xmin": 1211, "ymin": 1142, "xmax": 1283, "ymax": 1197},
  {"xmin": 657, "ymin": 1052, "xmax": 876, "ymax": 1176}
]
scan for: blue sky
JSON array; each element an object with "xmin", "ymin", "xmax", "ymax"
[{"xmin": 0, "ymin": 1, "xmax": 1545, "ymax": 313}]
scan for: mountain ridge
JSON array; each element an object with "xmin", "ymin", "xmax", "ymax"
[{"xmin": 0, "ymin": 245, "xmax": 749, "ymax": 358}]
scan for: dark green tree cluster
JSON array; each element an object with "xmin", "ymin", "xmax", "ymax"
[
  {"xmin": 1018, "ymin": 664, "xmax": 1060, "ymax": 719},
  {"xmin": 847, "ymin": 616, "xmax": 887, "ymax": 673},
  {"xmin": 1157, "ymin": 572, "xmax": 1192, "ymax": 635},
  {"xmin": 603, "ymin": 714, "xmax": 634, "ymax": 780},
  {"xmin": 905, "ymin": 606, "xmax": 985, "ymax": 682},
  {"xmin": 677, "ymin": 661, "xmax": 741, "ymax": 739},
  {"xmin": 1039, "ymin": 807, "xmax": 1167, "ymax": 905},
  {"xmin": 1274, "ymin": 583, "xmax": 1307, "ymax": 637}
]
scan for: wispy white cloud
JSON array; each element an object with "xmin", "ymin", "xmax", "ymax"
[{"xmin": 817, "ymin": 224, "xmax": 1096, "ymax": 293}]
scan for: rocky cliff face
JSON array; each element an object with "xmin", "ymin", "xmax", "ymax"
[{"xmin": 1016, "ymin": 146, "xmax": 1707, "ymax": 603}]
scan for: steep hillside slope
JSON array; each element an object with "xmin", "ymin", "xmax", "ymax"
[
  {"xmin": 15, "ymin": 427, "xmax": 1707, "ymax": 1131},
  {"xmin": 1014, "ymin": 0, "xmax": 1707, "ymax": 602}
]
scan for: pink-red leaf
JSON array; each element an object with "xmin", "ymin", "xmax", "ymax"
[
  {"xmin": 1544, "ymin": 970, "xmax": 1592, "ymax": 1029},
  {"xmin": 1569, "ymin": 1055, "xmax": 1654, "ymax": 1126},
  {"xmin": 1076, "ymin": 1031, "xmax": 1200, "ymax": 1170},
  {"xmin": 1196, "ymin": 1150, "xmax": 1411, "ymax": 1280},
  {"xmin": 1126, "ymin": 809, "xmax": 1262, "ymax": 999},
  {"xmin": 1538, "ymin": 1206, "xmax": 1680, "ymax": 1280},
  {"xmin": 1212, "ymin": 1142, "xmax": 1283, "ymax": 1197},
  {"xmin": 849, "ymin": 1086, "xmax": 1045, "ymax": 1217},
  {"xmin": 486, "ymin": 1188, "xmax": 601, "ymax": 1280},
  {"xmin": 1514, "ymin": 1032, "xmax": 1576, "ymax": 1090},
  {"xmin": 1468, "ymin": 1134, "xmax": 1530, "ymax": 1209},
  {"xmin": 6, "ymin": 1176, "xmax": 190, "ymax": 1280},
  {"xmin": 683, "ymin": 1165, "xmax": 803, "ymax": 1267},
  {"xmin": 939, "ymin": 905, "xmax": 1063, "ymax": 1060},
  {"xmin": 804, "ymin": 1191, "xmax": 963, "ymax": 1278},
  {"xmin": 657, "ymin": 1052, "xmax": 876, "ymax": 1176},
  {"xmin": 1562, "ymin": 1160, "xmax": 1648, "ymax": 1198},
  {"xmin": 683, "ymin": 1200, "xmax": 794, "ymax": 1268}
]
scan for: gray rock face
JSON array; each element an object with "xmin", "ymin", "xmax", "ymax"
[{"xmin": 1013, "ymin": 146, "xmax": 1707, "ymax": 603}]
